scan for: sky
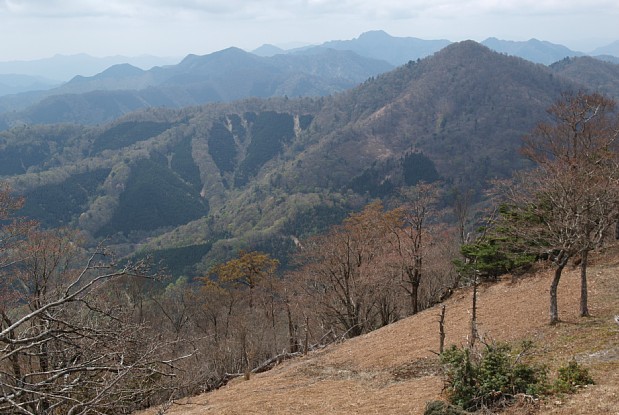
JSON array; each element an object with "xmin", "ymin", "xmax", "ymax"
[{"xmin": 1, "ymin": 0, "xmax": 619, "ymax": 61}]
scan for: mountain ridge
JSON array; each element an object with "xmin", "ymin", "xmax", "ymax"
[
  {"xmin": 315, "ymin": 29, "xmax": 452, "ymax": 65},
  {"xmin": 550, "ymin": 56, "xmax": 619, "ymax": 100},
  {"xmin": 2, "ymin": 31, "xmax": 618, "ymax": 125},
  {"xmin": 0, "ymin": 40, "xmax": 614, "ymax": 275},
  {"xmin": 0, "ymin": 48, "xmax": 393, "ymax": 127},
  {"xmin": 254, "ymin": 30, "xmax": 612, "ymax": 66},
  {"xmin": 0, "ymin": 53, "xmax": 179, "ymax": 81},
  {"xmin": 481, "ymin": 37, "xmax": 585, "ymax": 65},
  {"xmin": 277, "ymin": 41, "xmax": 574, "ymax": 192}
]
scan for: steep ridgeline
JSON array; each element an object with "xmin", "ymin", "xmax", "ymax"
[
  {"xmin": 481, "ymin": 37, "xmax": 584, "ymax": 65},
  {"xmin": 277, "ymin": 41, "xmax": 576, "ymax": 194},
  {"xmin": 259, "ymin": 31, "xmax": 590, "ymax": 67},
  {"xmin": 0, "ymin": 41, "xmax": 602, "ymax": 276},
  {"xmin": 550, "ymin": 56, "xmax": 619, "ymax": 101},
  {"xmin": 314, "ymin": 30, "xmax": 451, "ymax": 66}
]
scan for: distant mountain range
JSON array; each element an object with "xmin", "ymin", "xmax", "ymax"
[
  {"xmin": 2, "ymin": 30, "xmax": 617, "ymax": 101},
  {"xmin": 303, "ymin": 30, "xmax": 451, "ymax": 66},
  {"xmin": 1, "ymin": 32, "xmax": 619, "ymax": 275},
  {"xmin": 5, "ymin": 40, "xmax": 617, "ymax": 276},
  {"xmin": 254, "ymin": 30, "xmax": 619, "ymax": 66},
  {"xmin": 591, "ymin": 40, "xmax": 619, "ymax": 56},
  {"xmin": 0, "ymin": 53, "xmax": 179, "ymax": 82},
  {"xmin": 480, "ymin": 37, "xmax": 585, "ymax": 65},
  {"xmin": 0, "ymin": 74, "xmax": 59, "ymax": 96},
  {"xmin": 0, "ymin": 47, "xmax": 393, "ymax": 127},
  {"xmin": 1, "ymin": 30, "xmax": 618, "ymax": 128}
]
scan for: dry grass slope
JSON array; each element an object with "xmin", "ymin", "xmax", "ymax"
[{"xmin": 140, "ymin": 245, "xmax": 619, "ymax": 415}]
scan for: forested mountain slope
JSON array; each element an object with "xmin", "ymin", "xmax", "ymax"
[
  {"xmin": 0, "ymin": 41, "xmax": 609, "ymax": 275},
  {"xmin": 277, "ymin": 41, "xmax": 575, "ymax": 194},
  {"xmin": 551, "ymin": 56, "xmax": 619, "ymax": 100}
]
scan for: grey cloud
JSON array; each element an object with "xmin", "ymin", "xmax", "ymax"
[
  {"xmin": 0, "ymin": 0, "xmax": 447, "ymax": 19},
  {"xmin": 5, "ymin": 0, "xmax": 617, "ymax": 20},
  {"xmin": 2, "ymin": 0, "xmax": 135, "ymax": 18}
]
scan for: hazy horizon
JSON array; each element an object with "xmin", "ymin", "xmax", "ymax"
[
  {"xmin": 0, "ymin": 31, "xmax": 616, "ymax": 65},
  {"xmin": 1, "ymin": 1, "xmax": 618, "ymax": 62}
]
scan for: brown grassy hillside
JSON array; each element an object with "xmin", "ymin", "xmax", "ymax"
[{"xmin": 140, "ymin": 245, "xmax": 619, "ymax": 415}]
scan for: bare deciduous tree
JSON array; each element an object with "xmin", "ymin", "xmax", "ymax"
[
  {"xmin": 295, "ymin": 202, "xmax": 391, "ymax": 338},
  {"xmin": 503, "ymin": 92, "xmax": 619, "ymax": 323},
  {"xmin": 390, "ymin": 184, "xmax": 440, "ymax": 314},
  {"xmin": 198, "ymin": 251, "xmax": 284, "ymax": 379},
  {"xmin": 0, "ymin": 187, "xmax": 188, "ymax": 414}
]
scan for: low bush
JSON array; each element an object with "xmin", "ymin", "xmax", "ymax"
[
  {"xmin": 440, "ymin": 342, "xmax": 547, "ymax": 411},
  {"xmin": 553, "ymin": 359, "xmax": 594, "ymax": 393},
  {"xmin": 423, "ymin": 400, "xmax": 469, "ymax": 415}
]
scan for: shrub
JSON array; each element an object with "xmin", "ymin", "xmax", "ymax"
[
  {"xmin": 440, "ymin": 342, "xmax": 547, "ymax": 411},
  {"xmin": 423, "ymin": 400, "xmax": 468, "ymax": 415},
  {"xmin": 553, "ymin": 359, "xmax": 594, "ymax": 393}
]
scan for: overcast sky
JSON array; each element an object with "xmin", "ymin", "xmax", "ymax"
[{"xmin": 1, "ymin": 0, "xmax": 618, "ymax": 61}]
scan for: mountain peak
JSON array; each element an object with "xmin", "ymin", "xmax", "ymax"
[
  {"xmin": 252, "ymin": 44, "xmax": 286, "ymax": 57},
  {"xmin": 99, "ymin": 63, "xmax": 143, "ymax": 78},
  {"xmin": 179, "ymin": 47, "xmax": 254, "ymax": 68},
  {"xmin": 437, "ymin": 39, "xmax": 491, "ymax": 57},
  {"xmin": 318, "ymin": 31, "xmax": 451, "ymax": 66},
  {"xmin": 65, "ymin": 63, "xmax": 144, "ymax": 85},
  {"xmin": 357, "ymin": 30, "xmax": 393, "ymax": 40}
]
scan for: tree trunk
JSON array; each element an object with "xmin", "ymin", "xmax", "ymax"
[
  {"xmin": 39, "ymin": 336, "xmax": 51, "ymax": 412},
  {"xmin": 407, "ymin": 266, "xmax": 421, "ymax": 315},
  {"xmin": 439, "ymin": 305, "xmax": 446, "ymax": 354},
  {"xmin": 550, "ymin": 253, "xmax": 568, "ymax": 324},
  {"xmin": 580, "ymin": 250, "xmax": 590, "ymax": 317},
  {"xmin": 411, "ymin": 280, "xmax": 419, "ymax": 315},
  {"xmin": 286, "ymin": 302, "xmax": 298, "ymax": 353},
  {"xmin": 304, "ymin": 316, "xmax": 309, "ymax": 356},
  {"xmin": 469, "ymin": 275, "xmax": 478, "ymax": 349},
  {"xmin": 1, "ymin": 313, "xmax": 22, "ymax": 385}
]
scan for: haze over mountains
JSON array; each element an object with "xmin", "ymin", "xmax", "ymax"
[
  {"xmin": 3, "ymin": 34, "xmax": 618, "ymax": 276},
  {"xmin": 253, "ymin": 30, "xmax": 617, "ymax": 65},
  {"xmin": 0, "ymin": 47, "xmax": 393, "ymax": 127},
  {"xmin": 2, "ymin": 30, "xmax": 619, "ymax": 130},
  {"xmin": 1, "ymin": 30, "xmax": 619, "ymax": 276},
  {"xmin": 0, "ymin": 53, "xmax": 179, "ymax": 82},
  {"xmin": 3, "ymin": 26, "xmax": 619, "ymax": 415},
  {"xmin": 0, "ymin": 74, "xmax": 59, "ymax": 96}
]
